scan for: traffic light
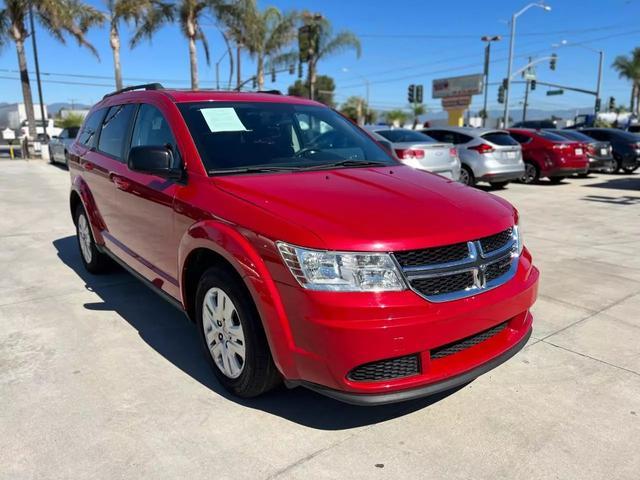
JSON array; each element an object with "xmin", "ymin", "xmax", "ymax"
[
  {"xmin": 609, "ymin": 96, "xmax": 615, "ymax": 111},
  {"xmin": 416, "ymin": 84, "xmax": 423, "ymax": 103},
  {"xmin": 502, "ymin": 77, "xmax": 508, "ymax": 90},
  {"xmin": 288, "ymin": 64, "xmax": 295, "ymax": 75},
  {"xmin": 271, "ymin": 67, "xmax": 276, "ymax": 83},
  {"xmin": 530, "ymin": 79, "xmax": 536, "ymax": 90},
  {"xmin": 252, "ymin": 77, "xmax": 257, "ymax": 89},
  {"xmin": 298, "ymin": 62, "xmax": 303, "ymax": 78},
  {"xmin": 408, "ymin": 84, "xmax": 415, "ymax": 103},
  {"xmin": 498, "ymin": 85, "xmax": 505, "ymax": 104},
  {"xmin": 550, "ymin": 53, "xmax": 557, "ymax": 71},
  {"xmin": 595, "ymin": 98, "xmax": 601, "ymax": 113}
]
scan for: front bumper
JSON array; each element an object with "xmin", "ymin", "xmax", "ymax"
[{"xmin": 271, "ymin": 249, "xmax": 539, "ymax": 403}]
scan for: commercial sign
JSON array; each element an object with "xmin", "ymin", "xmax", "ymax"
[
  {"xmin": 432, "ymin": 74, "xmax": 484, "ymax": 99},
  {"xmin": 441, "ymin": 95, "xmax": 472, "ymax": 109}
]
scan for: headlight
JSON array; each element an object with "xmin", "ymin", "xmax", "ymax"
[{"xmin": 277, "ymin": 242, "xmax": 405, "ymax": 292}]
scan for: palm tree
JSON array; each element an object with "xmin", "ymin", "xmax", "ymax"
[
  {"xmin": 218, "ymin": 1, "xmax": 297, "ymax": 91},
  {"xmin": 132, "ymin": 0, "xmax": 216, "ymax": 90},
  {"xmin": 1, "ymin": 0, "xmax": 103, "ymax": 138},
  {"xmin": 107, "ymin": 0, "xmax": 173, "ymax": 91},
  {"xmin": 612, "ymin": 48, "xmax": 640, "ymax": 115},
  {"xmin": 301, "ymin": 13, "xmax": 361, "ymax": 100}
]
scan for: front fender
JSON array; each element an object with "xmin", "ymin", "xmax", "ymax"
[{"xmin": 178, "ymin": 220, "xmax": 299, "ymax": 378}]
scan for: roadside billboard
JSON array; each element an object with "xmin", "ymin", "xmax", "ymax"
[{"xmin": 432, "ymin": 74, "xmax": 484, "ymax": 99}]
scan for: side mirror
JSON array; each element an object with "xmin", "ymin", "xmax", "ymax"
[{"xmin": 128, "ymin": 145, "xmax": 181, "ymax": 179}]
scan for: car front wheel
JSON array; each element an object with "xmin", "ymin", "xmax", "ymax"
[
  {"xmin": 459, "ymin": 165, "xmax": 475, "ymax": 187},
  {"xmin": 520, "ymin": 162, "xmax": 539, "ymax": 184},
  {"xmin": 196, "ymin": 266, "xmax": 280, "ymax": 398}
]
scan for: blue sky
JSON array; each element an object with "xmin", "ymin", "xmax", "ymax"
[{"xmin": 1, "ymin": 0, "xmax": 639, "ymax": 114}]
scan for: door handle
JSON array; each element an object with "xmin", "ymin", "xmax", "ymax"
[{"xmin": 112, "ymin": 175, "xmax": 131, "ymax": 191}]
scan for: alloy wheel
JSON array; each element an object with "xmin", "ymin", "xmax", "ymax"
[
  {"xmin": 77, "ymin": 214, "xmax": 93, "ymax": 264},
  {"xmin": 459, "ymin": 168, "xmax": 470, "ymax": 185},
  {"xmin": 522, "ymin": 163, "xmax": 537, "ymax": 184},
  {"xmin": 202, "ymin": 287, "xmax": 246, "ymax": 379}
]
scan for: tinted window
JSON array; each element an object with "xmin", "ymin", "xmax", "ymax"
[
  {"xmin": 606, "ymin": 130, "xmax": 640, "ymax": 141},
  {"xmin": 481, "ymin": 132, "xmax": 519, "ymax": 146},
  {"xmin": 551, "ymin": 130, "xmax": 593, "ymax": 143},
  {"xmin": 510, "ymin": 132, "xmax": 531, "ymax": 144},
  {"xmin": 77, "ymin": 109, "xmax": 106, "ymax": 147},
  {"xmin": 67, "ymin": 126, "xmax": 80, "ymax": 138},
  {"xmin": 537, "ymin": 130, "xmax": 570, "ymax": 142},
  {"xmin": 376, "ymin": 129, "xmax": 435, "ymax": 143},
  {"xmin": 425, "ymin": 130, "xmax": 457, "ymax": 144},
  {"xmin": 97, "ymin": 104, "xmax": 136, "ymax": 160},
  {"xmin": 581, "ymin": 130, "xmax": 606, "ymax": 141},
  {"xmin": 130, "ymin": 104, "xmax": 179, "ymax": 167},
  {"xmin": 178, "ymin": 102, "xmax": 395, "ymax": 174}
]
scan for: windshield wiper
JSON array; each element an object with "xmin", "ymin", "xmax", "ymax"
[
  {"xmin": 208, "ymin": 166, "xmax": 303, "ymax": 175},
  {"xmin": 300, "ymin": 159, "xmax": 389, "ymax": 170}
]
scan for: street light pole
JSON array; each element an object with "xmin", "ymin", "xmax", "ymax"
[
  {"xmin": 503, "ymin": 2, "xmax": 551, "ymax": 128},
  {"xmin": 481, "ymin": 35, "xmax": 501, "ymax": 127},
  {"xmin": 595, "ymin": 50, "xmax": 603, "ymax": 114}
]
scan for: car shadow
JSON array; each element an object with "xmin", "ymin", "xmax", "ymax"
[
  {"xmin": 53, "ymin": 235, "xmax": 464, "ymax": 430},
  {"xmin": 583, "ymin": 176, "xmax": 640, "ymax": 191}
]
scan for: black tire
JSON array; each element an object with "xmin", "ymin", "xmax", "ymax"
[
  {"xmin": 622, "ymin": 164, "xmax": 639, "ymax": 174},
  {"xmin": 196, "ymin": 266, "xmax": 280, "ymax": 398},
  {"xmin": 489, "ymin": 181, "xmax": 509, "ymax": 189},
  {"xmin": 48, "ymin": 146, "xmax": 55, "ymax": 164},
  {"xmin": 548, "ymin": 176, "xmax": 566, "ymax": 184},
  {"xmin": 612, "ymin": 155, "xmax": 623, "ymax": 173},
  {"xmin": 576, "ymin": 172, "xmax": 590, "ymax": 178},
  {"xmin": 74, "ymin": 205, "xmax": 111, "ymax": 274},
  {"xmin": 64, "ymin": 149, "xmax": 69, "ymax": 168},
  {"xmin": 459, "ymin": 165, "xmax": 475, "ymax": 187},
  {"xmin": 520, "ymin": 161, "xmax": 539, "ymax": 184}
]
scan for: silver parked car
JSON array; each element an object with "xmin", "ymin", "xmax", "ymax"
[
  {"xmin": 48, "ymin": 126, "xmax": 80, "ymax": 166},
  {"xmin": 365, "ymin": 126, "xmax": 460, "ymax": 180},
  {"xmin": 422, "ymin": 127, "xmax": 524, "ymax": 188}
]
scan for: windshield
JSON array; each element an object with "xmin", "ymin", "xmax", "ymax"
[
  {"xmin": 376, "ymin": 129, "xmax": 435, "ymax": 143},
  {"xmin": 178, "ymin": 102, "xmax": 396, "ymax": 174}
]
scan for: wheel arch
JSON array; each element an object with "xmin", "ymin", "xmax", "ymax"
[{"xmin": 178, "ymin": 220, "xmax": 297, "ymax": 378}]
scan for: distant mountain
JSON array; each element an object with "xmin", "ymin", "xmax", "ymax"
[
  {"xmin": 424, "ymin": 106, "xmax": 594, "ymax": 122},
  {"xmin": 48, "ymin": 102, "xmax": 92, "ymax": 116}
]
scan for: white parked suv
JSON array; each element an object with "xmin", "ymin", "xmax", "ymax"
[{"xmin": 422, "ymin": 127, "xmax": 524, "ymax": 188}]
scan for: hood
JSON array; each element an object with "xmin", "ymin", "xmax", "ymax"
[{"xmin": 214, "ymin": 165, "xmax": 516, "ymax": 252}]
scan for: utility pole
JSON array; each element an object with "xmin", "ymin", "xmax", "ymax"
[
  {"xmin": 29, "ymin": 3, "xmax": 47, "ymax": 139},
  {"xmin": 236, "ymin": 46, "xmax": 241, "ymax": 90},
  {"xmin": 522, "ymin": 79, "xmax": 530, "ymax": 122},
  {"xmin": 481, "ymin": 35, "xmax": 501, "ymax": 127},
  {"xmin": 595, "ymin": 50, "xmax": 603, "ymax": 115},
  {"xmin": 503, "ymin": 3, "xmax": 551, "ymax": 128}
]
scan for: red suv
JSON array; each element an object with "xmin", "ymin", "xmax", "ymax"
[
  {"xmin": 69, "ymin": 84, "xmax": 538, "ymax": 405},
  {"xmin": 508, "ymin": 128, "xmax": 588, "ymax": 184}
]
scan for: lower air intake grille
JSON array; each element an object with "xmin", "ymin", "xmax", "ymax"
[
  {"xmin": 431, "ymin": 322, "xmax": 508, "ymax": 360},
  {"xmin": 347, "ymin": 354, "xmax": 420, "ymax": 382}
]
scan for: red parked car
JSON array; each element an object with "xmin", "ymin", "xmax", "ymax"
[
  {"xmin": 68, "ymin": 84, "xmax": 539, "ymax": 405},
  {"xmin": 508, "ymin": 128, "xmax": 589, "ymax": 184}
]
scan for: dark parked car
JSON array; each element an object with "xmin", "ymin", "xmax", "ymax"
[
  {"xmin": 548, "ymin": 129, "xmax": 614, "ymax": 174},
  {"xmin": 579, "ymin": 128, "xmax": 640, "ymax": 173},
  {"xmin": 511, "ymin": 119, "xmax": 556, "ymax": 129}
]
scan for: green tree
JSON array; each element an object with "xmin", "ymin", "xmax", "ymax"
[
  {"xmin": 1, "ymin": 0, "xmax": 103, "ymax": 138},
  {"xmin": 340, "ymin": 96, "xmax": 368, "ymax": 124},
  {"xmin": 218, "ymin": 0, "xmax": 297, "ymax": 91},
  {"xmin": 300, "ymin": 13, "xmax": 361, "ymax": 101},
  {"xmin": 385, "ymin": 109, "xmax": 407, "ymax": 126},
  {"xmin": 288, "ymin": 74, "xmax": 335, "ymax": 107},
  {"xmin": 55, "ymin": 112, "xmax": 85, "ymax": 128},
  {"xmin": 133, "ymin": 0, "xmax": 219, "ymax": 90},
  {"xmin": 107, "ymin": 0, "xmax": 173, "ymax": 91},
  {"xmin": 612, "ymin": 47, "xmax": 640, "ymax": 115}
]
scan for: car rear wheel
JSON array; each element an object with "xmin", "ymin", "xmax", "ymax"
[
  {"xmin": 75, "ymin": 205, "xmax": 111, "ymax": 274},
  {"xmin": 196, "ymin": 266, "xmax": 280, "ymax": 398},
  {"xmin": 459, "ymin": 165, "xmax": 475, "ymax": 187},
  {"xmin": 489, "ymin": 181, "xmax": 509, "ymax": 189},
  {"xmin": 548, "ymin": 176, "xmax": 566, "ymax": 184},
  {"xmin": 520, "ymin": 162, "xmax": 539, "ymax": 184}
]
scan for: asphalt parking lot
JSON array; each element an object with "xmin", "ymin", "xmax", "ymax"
[{"xmin": 1, "ymin": 159, "xmax": 639, "ymax": 479}]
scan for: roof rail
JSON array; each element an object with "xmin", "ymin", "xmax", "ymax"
[
  {"xmin": 103, "ymin": 83, "xmax": 164, "ymax": 99},
  {"xmin": 257, "ymin": 90, "xmax": 282, "ymax": 95}
]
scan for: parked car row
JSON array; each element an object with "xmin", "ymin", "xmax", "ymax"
[{"xmin": 364, "ymin": 125, "xmax": 639, "ymax": 188}]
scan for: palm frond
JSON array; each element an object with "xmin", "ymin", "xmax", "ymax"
[
  {"xmin": 129, "ymin": 0, "xmax": 174, "ymax": 47},
  {"xmin": 318, "ymin": 30, "xmax": 361, "ymax": 60}
]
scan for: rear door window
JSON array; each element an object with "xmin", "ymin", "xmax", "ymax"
[
  {"xmin": 77, "ymin": 109, "xmax": 106, "ymax": 147},
  {"xmin": 377, "ymin": 130, "xmax": 435, "ymax": 143},
  {"xmin": 481, "ymin": 132, "xmax": 519, "ymax": 146},
  {"xmin": 510, "ymin": 132, "xmax": 532, "ymax": 144},
  {"xmin": 426, "ymin": 130, "xmax": 456, "ymax": 144},
  {"xmin": 97, "ymin": 104, "xmax": 137, "ymax": 160}
]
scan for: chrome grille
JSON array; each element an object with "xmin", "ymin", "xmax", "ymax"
[{"xmin": 393, "ymin": 227, "xmax": 519, "ymax": 302}]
